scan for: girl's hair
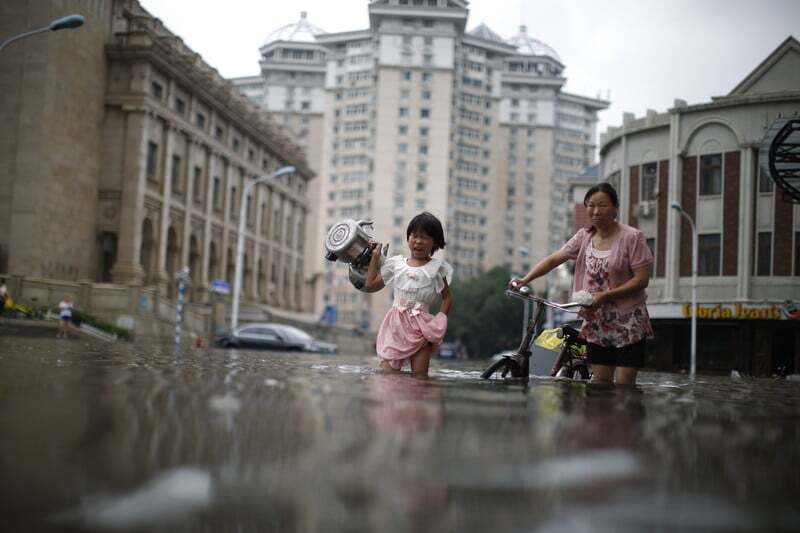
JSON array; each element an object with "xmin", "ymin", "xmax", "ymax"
[
  {"xmin": 406, "ymin": 212, "xmax": 446, "ymax": 253},
  {"xmin": 583, "ymin": 182, "xmax": 619, "ymax": 207}
]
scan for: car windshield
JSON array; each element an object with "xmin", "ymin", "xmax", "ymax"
[{"xmin": 272, "ymin": 325, "xmax": 312, "ymax": 343}]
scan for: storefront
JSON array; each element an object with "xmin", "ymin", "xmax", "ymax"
[{"xmin": 647, "ymin": 302, "xmax": 800, "ymax": 376}]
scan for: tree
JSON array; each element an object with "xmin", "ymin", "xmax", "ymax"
[{"xmin": 444, "ymin": 266, "xmax": 525, "ymax": 358}]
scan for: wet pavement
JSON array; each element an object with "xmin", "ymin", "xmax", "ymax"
[{"xmin": 1, "ymin": 328, "xmax": 799, "ymax": 532}]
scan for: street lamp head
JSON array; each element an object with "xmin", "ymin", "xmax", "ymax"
[
  {"xmin": 272, "ymin": 165, "xmax": 295, "ymax": 178},
  {"xmin": 49, "ymin": 15, "xmax": 85, "ymax": 31},
  {"xmin": 670, "ymin": 201, "xmax": 683, "ymax": 213}
]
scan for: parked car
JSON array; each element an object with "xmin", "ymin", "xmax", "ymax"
[{"xmin": 216, "ymin": 323, "xmax": 338, "ymax": 353}]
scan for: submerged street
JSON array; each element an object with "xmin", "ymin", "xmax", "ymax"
[{"xmin": 1, "ymin": 328, "xmax": 799, "ymax": 532}]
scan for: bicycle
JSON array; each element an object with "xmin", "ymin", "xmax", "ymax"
[{"xmin": 480, "ymin": 285, "xmax": 589, "ymax": 380}]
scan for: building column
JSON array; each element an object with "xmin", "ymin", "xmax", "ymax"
[
  {"xmin": 155, "ymin": 121, "xmax": 176, "ymax": 295},
  {"xmin": 251, "ymin": 182, "xmax": 265, "ymax": 302},
  {"xmin": 201, "ymin": 148, "xmax": 216, "ymax": 291},
  {"xmin": 737, "ymin": 147, "xmax": 755, "ymax": 300},
  {"xmin": 181, "ymin": 135, "xmax": 198, "ymax": 299},
  {"xmin": 220, "ymin": 159, "xmax": 232, "ymax": 283},
  {"xmin": 111, "ymin": 108, "xmax": 150, "ymax": 285},
  {"xmin": 664, "ymin": 109, "xmax": 682, "ymax": 300}
]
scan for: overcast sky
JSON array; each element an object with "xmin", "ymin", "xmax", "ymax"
[{"xmin": 138, "ymin": 0, "xmax": 800, "ymax": 135}]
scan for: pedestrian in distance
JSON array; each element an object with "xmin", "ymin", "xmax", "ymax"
[
  {"xmin": 509, "ymin": 183, "xmax": 654, "ymax": 385},
  {"xmin": 363, "ymin": 212, "xmax": 454, "ymax": 377},
  {"xmin": 57, "ymin": 295, "xmax": 74, "ymax": 339}
]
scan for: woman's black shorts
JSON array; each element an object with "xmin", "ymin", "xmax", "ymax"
[{"xmin": 586, "ymin": 339, "xmax": 646, "ymax": 368}]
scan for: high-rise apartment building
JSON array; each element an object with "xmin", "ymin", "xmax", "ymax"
[{"xmin": 233, "ymin": 1, "xmax": 608, "ymax": 329}]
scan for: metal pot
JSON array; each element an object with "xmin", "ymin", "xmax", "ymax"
[
  {"xmin": 324, "ymin": 219, "xmax": 374, "ymax": 264},
  {"xmin": 324, "ymin": 218, "xmax": 388, "ymax": 293}
]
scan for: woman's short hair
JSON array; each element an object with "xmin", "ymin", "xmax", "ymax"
[
  {"xmin": 584, "ymin": 182, "xmax": 619, "ymax": 207},
  {"xmin": 406, "ymin": 212, "xmax": 446, "ymax": 252}
]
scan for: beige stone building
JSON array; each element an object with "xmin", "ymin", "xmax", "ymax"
[
  {"xmin": 599, "ymin": 36, "xmax": 800, "ymax": 375},
  {"xmin": 1, "ymin": 0, "xmax": 314, "ymax": 313},
  {"xmin": 233, "ymin": 1, "xmax": 607, "ymax": 329}
]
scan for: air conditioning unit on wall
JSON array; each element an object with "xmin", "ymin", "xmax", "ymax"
[{"xmin": 638, "ymin": 201, "xmax": 654, "ymax": 218}]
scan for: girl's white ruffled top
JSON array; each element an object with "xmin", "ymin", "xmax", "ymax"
[{"xmin": 380, "ymin": 255, "xmax": 453, "ymax": 310}]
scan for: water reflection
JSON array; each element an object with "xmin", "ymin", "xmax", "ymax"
[{"xmin": 0, "ymin": 332, "xmax": 799, "ymax": 532}]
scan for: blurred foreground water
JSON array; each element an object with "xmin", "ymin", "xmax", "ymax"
[{"xmin": 1, "ymin": 326, "xmax": 799, "ymax": 532}]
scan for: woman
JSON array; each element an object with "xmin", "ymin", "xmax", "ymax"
[{"xmin": 510, "ymin": 183, "xmax": 653, "ymax": 385}]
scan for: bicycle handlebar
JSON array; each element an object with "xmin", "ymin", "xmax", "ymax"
[{"xmin": 505, "ymin": 288, "xmax": 584, "ymax": 312}]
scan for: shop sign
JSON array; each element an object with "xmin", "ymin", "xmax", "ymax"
[
  {"xmin": 682, "ymin": 303, "xmax": 782, "ymax": 319},
  {"xmin": 649, "ymin": 302, "xmax": 799, "ymax": 320}
]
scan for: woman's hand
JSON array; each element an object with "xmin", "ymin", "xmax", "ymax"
[{"xmin": 508, "ymin": 278, "xmax": 526, "ymax": 291}]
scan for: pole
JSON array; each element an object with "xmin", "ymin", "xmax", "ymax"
[
  {"xmin": 690, "ymin": 221, "xmax": 697, "ymax": 377},
  {"xmin": 231, "ymin": 184, "xmax": 250, "ymax": 331},
  {"xmin": 672, "ymin": 202, "xmax": 698, "ymax": 377},
  {"xmin": 230, "ymin": 166, "xmax": 294, "ymax": 330},
  {"xmin": 174, "ymin": 267, "xmax": 189, "ymax": 350}
]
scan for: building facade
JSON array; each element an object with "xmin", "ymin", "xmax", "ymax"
[
  {"xmin": 233, "ymin": 0, "xmax": 607, "ymax": 328},
  {"xmin": 1, "ymin": 0, "xmax": 314, "ymax": 313},
  {"xmin": 599, "ymin": 37, "xmax": 800, "ymax": 376}
]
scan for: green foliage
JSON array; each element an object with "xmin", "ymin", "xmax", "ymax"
[
  {"xmin": 444, "ymin": 266, "xmax": 524, "ymax": 359},
  {"xmin": 71, "ymin": 309, "xmax": 131, "ymax": 341}
]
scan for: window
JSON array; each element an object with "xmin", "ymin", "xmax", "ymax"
[
  {"xmin": 212, "ymin": 177, "xmax": 221, "ymax": 209},
  {"xmin": 757, "ymin": 231, "xmax": 772, "ymax": 276},
  {"xmin": 230, "ymin": 186, "xmax": 237, "ymax": 214},
  {"xmin": 646, "ymin": 238, "xmax": 656, "ymax": 277},
  {"xmin": 422, "ymin": 72, "xmax": 432, "ymax": 83},
  {"xmin": 215, "ymin": 126, "xmax": 224, "ymax": 140},
  {"xmin": 758, "ymin": 167, "xmax": 774, "ymax": 193},
  {"xmin": 641, "ymin": 162, "xmax": 658, "ymax": 201},
  {"xmin": 399, "ymin": 107, "xmax": 409, "ymax": 117},
  {"xmin": 170, "ymin": 155, "xmax": 181, "ymax": 193},
  {"xmin": 402, "ymin": 70, "xmax": 412, "ymax": 81},
  {"xmin": 698, "ymin": 233, "xmax": 721, "ymax": 276},
  {"xmin": 398, "ymin": 125, "xmax": 408, "ymax": 135},
  {"xmin": 419, "ymin": 144, "xmax": 428, "ymax": 155},
  {"xmin": 420, "ymin": 108, "xmax": 430, "ymax": 119},
  {"xmin": 196, "ymin": 113, "xmax": 206, "ymax": 129},
  {"xmin": 193, "ymin": 167, "xmax": 203, "ymax": 200},
  {"xmin": 699, "ymin": 154, "xmax": 722, "ymax": 196},
  {"xmin": 422, "ymin": 90, "xmax": 431, "ymax": 100},
  {"xmin": 420, "ymin": 127, "xmax": 429, "ymax": 137},
  {"xmin": 175, "ymin": 97, "xmax": 186, "ymax": 115},
  {"xmin": 795, "ymin": 231, "xmax": 800, "ymax": 276},
  {"xmin": 150, "ymin": 81, "xmax": 163, "ymax": 99},
  {"xmin": 146, "ymin": 142, "xmax": 158, "ymax": 180}
]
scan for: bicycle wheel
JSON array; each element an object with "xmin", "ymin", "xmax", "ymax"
[
  {"xmin": 555, "ymin": 363, "xmax": 591, "ymax": 381},
  {"xmin": 481, "ymin": 357, "xmax": 523, "ymax": 379}
]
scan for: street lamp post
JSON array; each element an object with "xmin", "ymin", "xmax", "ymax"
[
  {"xmin": 671, "ymin": 201, "xmax": 698, "ymax": 376},
  {"xmin": 517, "ymin": 246, "xmax": 531, "ymax": 337},
  {"xmin": 231, "ymin": 165, "xmax": 295, "ymax": 330},
  {"xmin": 0, "ymin": 15, "xmax": 85, "ymax": 52}
]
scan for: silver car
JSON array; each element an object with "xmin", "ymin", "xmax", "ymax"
[{"xmin": 217, "ymin": 323, "xmax": 338, "ymax": 353}]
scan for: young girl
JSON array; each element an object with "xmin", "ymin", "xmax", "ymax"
[{"xmin": 363, "ymin": 212, "xmax": 454, "ymax": 377}]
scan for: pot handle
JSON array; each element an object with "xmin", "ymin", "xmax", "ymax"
[{"xmin": 356, "ymin": 219, "xmax": 374, "ymax": 229}]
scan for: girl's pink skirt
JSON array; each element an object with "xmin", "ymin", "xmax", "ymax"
[{"xmin": 376, "ymin": 307, "xmax": 447, "ymax": 370}]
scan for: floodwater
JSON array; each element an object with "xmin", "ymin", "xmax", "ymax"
[{"xmin": 1, "ymin": 326, "xmax": 799, "ymax": 532}]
